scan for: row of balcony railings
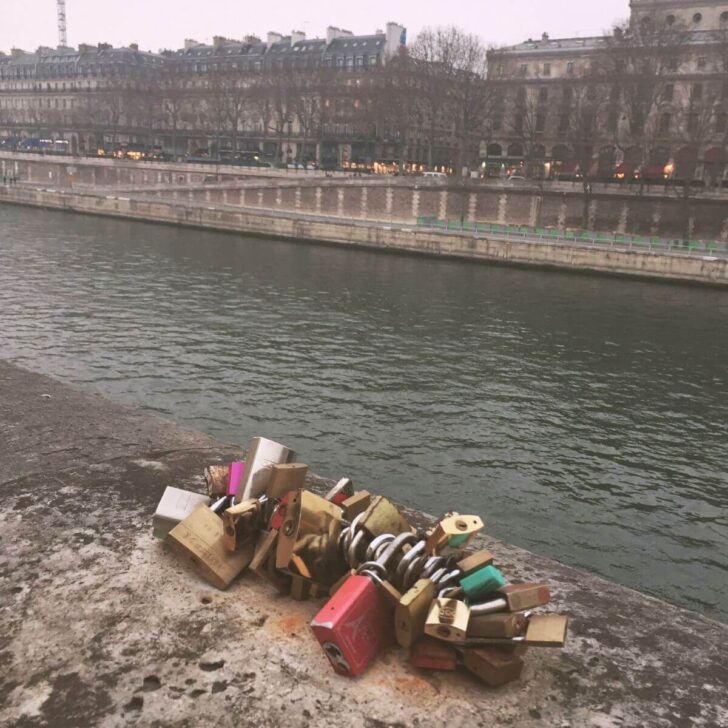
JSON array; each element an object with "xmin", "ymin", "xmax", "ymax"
[{"xmin": 415, "ymin": 217, "xmax": 728, "ymax": 258}]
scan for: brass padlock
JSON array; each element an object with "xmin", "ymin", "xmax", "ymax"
[
  {"xmin": 395, "ymin": 578, "xmax": 437, "ymax": 648},
  {"xmin": 250, "ymin": 529, "xmax": 279, "ymax": 576},
  {"xmin": 457, "ymin": 549, "xmax": 494, "ymax": 577},
  {"xmin": 425, "ymin": 514, "xmax": 484, "ymax": 554},
  {"xmin": 204, "ymin": 464, "xmax": 231, "ymax": 498},
  {"xmin": 522, "ymin": 614, "xmax": 568, "ymax": 647},
  {"xmin": 462, "ymin": 647, "xmax": 525, "ymax": 686},
  {"xmin": 275, "ymin": 490, "xmax": 345, "ymax": 586},
  {"xmin": 167, "ymin": 504, "xmax": 254, "ymax": 590},
  {"xmin": 359, "ymin": 495, "xmax": 412, "ymax": 538},
  {"xmin": 467, "ymin": 613, "xmax": 527, "ymax": 639},
  {"xmin": 498, "ymin": 583, "xmax": 551, "ymax": 611},
  {"xmin": 222, "ymin": 498, "xmax": 260, "ymax": 553},
  {"xmin": 424, "ymin": 598, "xmax": 470, "ymax": 643},
  {"xmin": 238, "ymin": 437, "xmax": 295, "ymax": 502},
  {"xmin": 267, "ymin": 463, "xmax": 308, "ymax": 500},
  {"xmin": 341, "ymin": 491, "xmax": 372, "ymax": 521}
]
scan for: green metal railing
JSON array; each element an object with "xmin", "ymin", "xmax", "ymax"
[{"xmin": 415, "ymin": 217, "xmax": 728, "ymax": 257}]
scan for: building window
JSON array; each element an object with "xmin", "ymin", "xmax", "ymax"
[
  {"xmin": 538, "ymin": 88, "xmax": 548, "ymax": 103},
  {"xmin": 663, "ymin": 84, "xmax": 674, "ymax": 101},
  {"xmin": 693, "ymin": 13, "xmax": 702, "ymax": 24},
  {"xmin": 566, "ymin": 62, "xmax": 575, "ymax": 75},
  {"xmin": 722, "ymin": 11, "xmax": 728, "ymax": 23},
  {"xmin": 697, "ymin": 57, "xmax": 706, "ymax": 70},
  {"xmin": 519, "ymin": 64, "xmax": 527, "ymax": 76},
  {"xmin": 536, "ymin": 111, "xmax": 546, "ymax": 132},
  {"xmin": 559, "ymin": 112, "xmax": 569, "ymax": 132},
  {"xmin": 716, "ymin": 112, "xmax": 728, "ymax": 134},
  {"xmin": 666, "ymin": 14, "xmax": 675, "ymax": 26},
  {"xmin": 692, "ymin": 83, "xmax": 703, "ymax": 100},
  {"xmin": 543, "ymin": 63, "xmax": 551, "ymax": 77},
  {"xmin": 659, "ymin": 113, "xmax": 671, "ymax": 134}
]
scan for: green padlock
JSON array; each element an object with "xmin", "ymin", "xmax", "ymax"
[{"xmin": 461, "ymin": 565, "xmax": 507, "ymax": 601}]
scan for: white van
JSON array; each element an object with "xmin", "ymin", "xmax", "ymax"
[{"xmin": 423, "ymin": 172, "xmax": 447, "ymax": 179}]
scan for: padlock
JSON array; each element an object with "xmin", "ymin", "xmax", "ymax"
[
  {"xmin": 250, "ymin": 529, "xmax": 279, "ymax": 576},
  {"xmin": 340, "ymin": 491, "xmax": 372, "ymax": 520},
  {"xmin": 359, "ymin": 495, "xmax": 412, "ymax": 538},
  {"xmin": 460, "ymin": 564, "xmax": 507, "ymax": 601},
  {"xmin": 269, "ymin": 494, "xmax": 290, "ymax": 531},
  {"xmin": 204, "ymin": 464, "xmax": 231, "ymax": 498},
  {"xmin": 226, "ymin": 461, "xmax": 245, "ymax": 499},
  {"xmin": 395, "ymin": 578, "xmax": 437, "ymax": 648},
  {"xmin": 238, "ymin": 436, "xmax": 295, "ymax": 502},
  {"xmin": 498, "ymin": 583, "xmax": 551, "ymax": 611},
  {"xmin": 410, "ymin": 636, "xmax": 458, "ymax": 671},
  {"xmin": 463, "ymin": 614, "xmax": 569, "ymax": 648},
  {"xmin": 266, "ymin": 463, "xmax": 308, "ymax": 500},
  {"xmin": 457, "ymin": 549, "xmax": 494, "ymax": 577},
  {"xmin": 325, "ymin": 478, "xmax": 355, "ymax": 505},
  {"xmin": 521, "ymin": 614, "xmax": 568, "ymax": 647},
  {"xmin": 166, "ymin": 504, "xmax": 254, "ymax": 590},
  {"xmin": 462, "ymin": 647, "xmax": 525, "ymax": 687},
  {"xmin": 467, "ymin": 613, "xmax": 527, "ymax": 639},
  {"xmin": 222, "ymin": 498, "xmax": 260, "ymax": 553},
  {"xmin": 425, "ymin": 514, "xmax": 484, "ymax": 554},
  {"xmin": 153, "ymin": 486, "xmax": 211, "ymax": 540},
  {"xmin": 424, "ymin": 598, "xmax": 470, "ymax": 643},
  {"xmin": 290, "ymin": 574, "xmax": 312, "ymax": 601},
  {"xmin": 310, "ymin": 573, "xmax": 393, "ymax": 677},
  {"xmin": 275, "ymin": 490, "xmax": 345, "ymax": 586}
]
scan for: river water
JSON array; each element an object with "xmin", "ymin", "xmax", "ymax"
[{"xmin": 1, "ymin": 204, "xmax": 726, "ymax": 621}]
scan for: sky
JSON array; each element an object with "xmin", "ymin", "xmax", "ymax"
[{"xmin": 3, "ymin": 0, "xmax": 630, "ymax": 54}]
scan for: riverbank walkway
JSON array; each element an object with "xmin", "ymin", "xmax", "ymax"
[{"xmin": 0, "ymin": 361, "xmax": 726, "ymax": 726}]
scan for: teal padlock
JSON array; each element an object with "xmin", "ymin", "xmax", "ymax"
[{"xmin": 460, "ymin": 565, "xmax": 507, "ymax": 601}]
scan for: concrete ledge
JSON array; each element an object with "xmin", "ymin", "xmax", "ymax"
[
  {"xmin": 0, "ymin": 361, "xmax": 726, "ymax": 727},
  {"xmin": 1, "ymin": 186, "xmax": 726, "ymax": 287}
]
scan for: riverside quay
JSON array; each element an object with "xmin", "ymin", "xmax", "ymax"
[{"xmin": 2, "ymin": 0, "xmax": 728, "ymax": 185}]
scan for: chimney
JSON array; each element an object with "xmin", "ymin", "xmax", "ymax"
[
  {"xmin": 385, "ymin": 22, "xmax": 406, "ymax": 58},
  {"xmin": 542, "ymin": 32, "xmax": 550, "ymax": 41},
  {"xmin": 326, "ymin": 26, "xmax": 342, "ymax": 43},
  {"xmin": 340, "ymin": 29, "xmax": 353, "ymax": 37},
  {"xmin": 244, "ymin": 35, "xmax": 261, "ymax": 44},
  {"xmin": 267, "ymin": 31, "xmax": 283, "ymax": 44},
  {"xmin": 78, "ymin": 43, "xmax": 94, "ymax": 53},
  {"xmin": 36, "ymin": 46, "xmax": 54, "ymax": 56},
  {"xmin": 291, "ymin": 30, "xmax": 306, "ymax": 46},
  {"xmin": 184, "ymin": 38, "xmax": 201, "ymax": 49},
  {"xmin": 213, "ymin": 36, "xmax": 228, "ymax": 48},
  {"xmin": 129, "ymin": 43, "xmax": 139, "ymax": 51},
  {"xmin": 10, "ymin": 48, "xmax": 26, "ymax": 58}
]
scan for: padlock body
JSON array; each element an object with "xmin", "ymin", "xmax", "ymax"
[
  {"xmin": 463, "ymin": 647, "xmax": 524, "ymax": 686},
  {"xmin": 410, "ymin": 636, "xmax": 458, "ymax": 671},
  {"xmin": 461, "ymin": 565, "xmax": 507, "ymax": 601},
  {"xmin": 311, "ymin": 575, "xmax": 392, "ymax": 677}
]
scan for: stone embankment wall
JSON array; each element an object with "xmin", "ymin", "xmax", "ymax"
[
  {"xmin": 1, "ymin": 185, "xmax": 726, "ymax": 286},
  {"xmin": 0, "ymin": 360, "xmax": 727, "ymax": 726},
  {"xmin": 4, "ymin": 152, "xmax": 728, "ymax": 241}
]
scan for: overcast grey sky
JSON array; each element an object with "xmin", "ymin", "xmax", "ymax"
[{"xmin": 4, "ymin": 0, "xmax": 630, "ymax": 53}]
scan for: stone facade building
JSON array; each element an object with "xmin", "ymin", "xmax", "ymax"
[{"xmin": 486, "ymin": 0, "xmax": 728, "ymax": 184}]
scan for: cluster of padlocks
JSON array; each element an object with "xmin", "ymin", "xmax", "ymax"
[{"xmin": 153, "ymin": 437, "xmax": 569, "ymax": 686}]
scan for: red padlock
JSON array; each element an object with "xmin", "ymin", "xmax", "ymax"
[
  {"xmin": 310, "ymin": 574, "xmax": 392, "ymax": 677},
  {"xmin": 410, "ymin": 636, "xmax": 458, "ymax": 671},
  {"xmin": 270, "ymin": 492, "xmax": 291, "ymax": 531}
]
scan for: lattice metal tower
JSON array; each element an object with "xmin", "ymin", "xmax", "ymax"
[{"xmin": 57, "ymin": 0, "xmax": 68, "ymax": 47}]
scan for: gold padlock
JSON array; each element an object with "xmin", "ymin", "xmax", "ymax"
[
  {"xmin": 457, "ymin": 549, "xmax": 494, "ymax": 577},
  {"xmin": 463, "ymin": 647, "xmax": 525, "ymax": 686},
  {"xmin": 424, "ymin": 598, "xmax": 470, "ymax": 643},
  {"xmin": 204, "ymin": 464, "xmax": 231, "ymax": 498},
  {"xmin": 467, "ymin": 613, "xmax": 527, "ymax": 639},
  {"xmin": 275, "ymin": 490, "xmax": 345, "ymax": 586},
  {"xmin": 167, "ymin": 504, "xmax": 254, "ymax": 590},
  {"xmin": 266, "ymin": 463, "xmax": 308, "ymax": 500},
  {"xmin": 222, "ymin": 498, "xmax": 260, "ymax": 553},
  {"xmin": 359, "ymin": 495, "xmax": 413, "ymax": 538},
  {"xmin": 341, "ymin": 491, "xmax": 372, "ymax": 521},
  {"xmin": 250, "ymin": 529, "xmax": 279, "ymax": 576},
  {"xmin": 522, "ymin": 614, "xmax": 568, "ymax": 647},
  {"xmin": 425, "ymin": 514, "xmax": 484, "ymax": 554},
  {"xmin": 395, "ymin": 578, "xmax": 437, "ymax": 648}
]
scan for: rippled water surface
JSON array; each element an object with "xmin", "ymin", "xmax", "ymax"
[{"xmin": 1, "ymin": 204, "xmax": 727, "ymax": 620}]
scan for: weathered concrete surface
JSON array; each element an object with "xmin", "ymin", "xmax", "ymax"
[
  {"xmin": 1, "ymin": 186, "xmax": 727, "ymax": 287},
  {"xmin": 1, "ymin": 361, "xmax": 726, "ymax": 728}
]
